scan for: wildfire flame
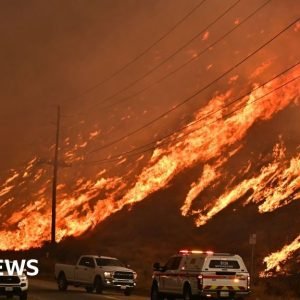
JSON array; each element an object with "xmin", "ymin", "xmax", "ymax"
[
  {"xmin": 188, "ymin": 142, "xmax": 300, "ymax": 227},
  {"xmin": 261, "ymin": 235, "xmax": 300, "ymax": 276},
  {"xmin": 0, "ymin": 61, "xmax": 299, "ymax": 282}
]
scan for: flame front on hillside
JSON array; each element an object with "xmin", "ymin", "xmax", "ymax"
[
  {"xmin": 262, "ymin": 235, "xmax": 300, "ymax": 276},
  {"xmin": 0, "ymin": 64, "xmax": 299, "ymax": 254},
  {"xmin": 0, "ymin": 59, "xmax": 300, "ymax": 280}
]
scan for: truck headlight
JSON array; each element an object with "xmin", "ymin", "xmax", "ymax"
[
  {"xmin": 104, "ymin": 272, "xmax": 114, "ymax": 279},
  {"xmin": 20, "ymin": 275, "xmax": 27, "ymax": 281},
  {"xmin": 133, "ymin": 272, "xmax": 137, "ymax": 280}
]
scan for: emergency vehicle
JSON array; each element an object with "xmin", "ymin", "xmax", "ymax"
[{"xmin": 151, "ymin": 250, "xmax": 250, "ymax": 300}]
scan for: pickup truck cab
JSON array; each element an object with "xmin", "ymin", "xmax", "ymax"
[
  {"xmin": 55, "ymin": 255, "xmax": 137, "ymax": 295},
  {"xmin": 151, "ymin": 250, "xmax": 250, "ymax": 300},
  {"xmin": 0, "ymin": 261, "xmax": 28, "ymax": 300}
]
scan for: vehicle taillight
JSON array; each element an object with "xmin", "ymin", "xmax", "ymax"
[
  {"xmin": 247, "ymin": 275, "xmax": 250, "ymax": 291},
  {"xmin": 198, "ymin": 275, "xmax": 203, "ymax": 290}
]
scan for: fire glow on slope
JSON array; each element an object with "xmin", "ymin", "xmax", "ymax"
[
  {"xmin": 262, "ymin": 235, "xmax": 300, "ymax": 276},
  {"xmin": 0, "ymin": 65, "xmax": 299, "ymax": 251},
  {"xmin": 186, "ymin": 142, "xmax": 300, "ymax": 227}
]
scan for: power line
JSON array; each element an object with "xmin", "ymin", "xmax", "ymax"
[
  {"xmin": 63, "ymin": 0, "xmax": 270, "ymax": 134},
  {"xmin": 83, "ymin": 0, "xmax": 241, "ymax": 111},
  {"xmin": 88, "ymin": 17, "xmax": 299, "ymax": 155},
  {"xmin": 82, "ymin": 61, "xmax": 300, "ymax": 163},
  {"xmin": 100, "ymin": 0, "xmax": 271, "ymax": 111},
  {"xmin": 51, "ymin": 106, "xmax": 60, "ymax": 245},
  {"xmin": 62, "ymin": 1, "xmax": 207, "ymax": 107},
  {"xmin": 83, "ymin": 68, "xmax": 300, "ymax": 165},
  {"xmin": 62, "ymin": 0, "xmax": 248, "ymax": 130},
  {"xmin": 91, "ymin": 0, "xmax": 207, "ymax": 85}
]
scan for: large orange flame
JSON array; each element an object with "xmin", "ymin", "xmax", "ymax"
[
  {"xmin": 261, "ymin": 235, "xmax": 300, "ymax": 276},
  {"xmin": 0, "ymin": 65, "xmax": 299, "ymax": 257},
  {"xmin": 187, "ymin": 143, "xmax": 300, "ymax": 227}
]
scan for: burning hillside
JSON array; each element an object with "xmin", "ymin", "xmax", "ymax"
[
  {"xmin": 1, "ymin": 62, "xmax": 299, "ymax": 266},
  {"xmin": 0, "ymin": 0, "xmax": 299, "ymax": 278}
]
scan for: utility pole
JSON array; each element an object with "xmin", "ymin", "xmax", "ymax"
[
  {"xmin": 51, "ymin": 105, "xmax": 60, "ymax": 246},
  {"xmin": 249, "ymin": 233, "xmax": 257, "ymax": 282}
]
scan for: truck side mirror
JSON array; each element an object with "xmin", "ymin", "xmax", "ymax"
[{"xmin": 153, "ymin": 262, "xmax": 161, "ymax": 271}]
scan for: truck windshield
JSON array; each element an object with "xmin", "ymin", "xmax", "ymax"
[{"xmin": 96, "ymin": 258, "xmax": 124, "ymax": 267}]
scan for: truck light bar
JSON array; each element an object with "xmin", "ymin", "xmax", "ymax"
[
  {"xmin": 179, "ymin": 250, "xmax": 214, "ymax": 255},
  {"xmin": 179, "ymin": 249, "xmax": 190, "ymax": 254}
]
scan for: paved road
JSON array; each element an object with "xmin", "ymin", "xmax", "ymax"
[
  {"xmin": 24, "ymin": 279, "xmax": 148, "ymax": 300},
  {"xmin": 0, "ymin": 280, "xmax": 289, "ymax": 300}
]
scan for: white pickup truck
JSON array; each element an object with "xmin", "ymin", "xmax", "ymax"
[
  {"xmin": 55, "ymin": 255, "xmax": 137, "ymax": 295},
  {"xmin": 0, "ymin": 261, "xmax": 28, "ymax": 300},
  {"xmin": 151, "ymin": 250, "xmax": 250, "ymax": 300}
]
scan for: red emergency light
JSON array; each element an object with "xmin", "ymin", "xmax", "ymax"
[{"xmin": 179, "ymin": 250, "xmax": 214, "ymax": 255}]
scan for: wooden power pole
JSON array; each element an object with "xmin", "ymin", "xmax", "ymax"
[{"xmin": 51, "ymin": 105, "xmax": 60, "ymax": 245}]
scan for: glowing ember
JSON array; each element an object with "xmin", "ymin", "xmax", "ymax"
[{"xmin": 202, "ymin": 31, "xmax": 210, "ymax": 41}]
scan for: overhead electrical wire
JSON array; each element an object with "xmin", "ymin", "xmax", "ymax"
[
  {"xmin": 81, "ymin": 61, "xmax": 300, "ymax": 163},
  {"xmin": 100, "ymin": 0, "xmax": 271, "ymax": 111},
  {"xmin": 87, "ymin": 17, "xmax": 299, "ymax": 155},
  {"xmin": 82, "ymin": 67, "xmax": 300, "ymax": 165},
  {"xmin": 92, "ymin": 0, "xmax": 207, "ymax": 85},
  {"xmin": 82, "ymin": 0, "xmax": 242, "ymax": 110},
  {"xmin": 62, "ymin": 1, "xmax": 207, "ymax": 106},
  {"xmin": 86, "ymin": 74, "xmax": 300, "ymax": 165}
]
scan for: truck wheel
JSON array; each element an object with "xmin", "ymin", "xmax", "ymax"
[
  {"xmin": 85, "ymin": 286, "xmax": 94, "ymax": 293},
  {"xmin": 124, "ymin": 288, "xmax": 133, "ymax": 296},
  {"xmin": 151, "ymin": 283, "xmax": 162, "ymax": 300},
  {"xmin": 94, "ymin": 276, "xmax": 103, "ymax": 294},
  {"xmin": 57, "ymin": 273, "xmax": 68, "ymax": 291},
  {"xmin": 183, "ymin": 285, "xmax": 192, "ymax": 300},
  {"xmin": 19, "ymin": 292, "xmax": 28, "ymax": 300}
]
